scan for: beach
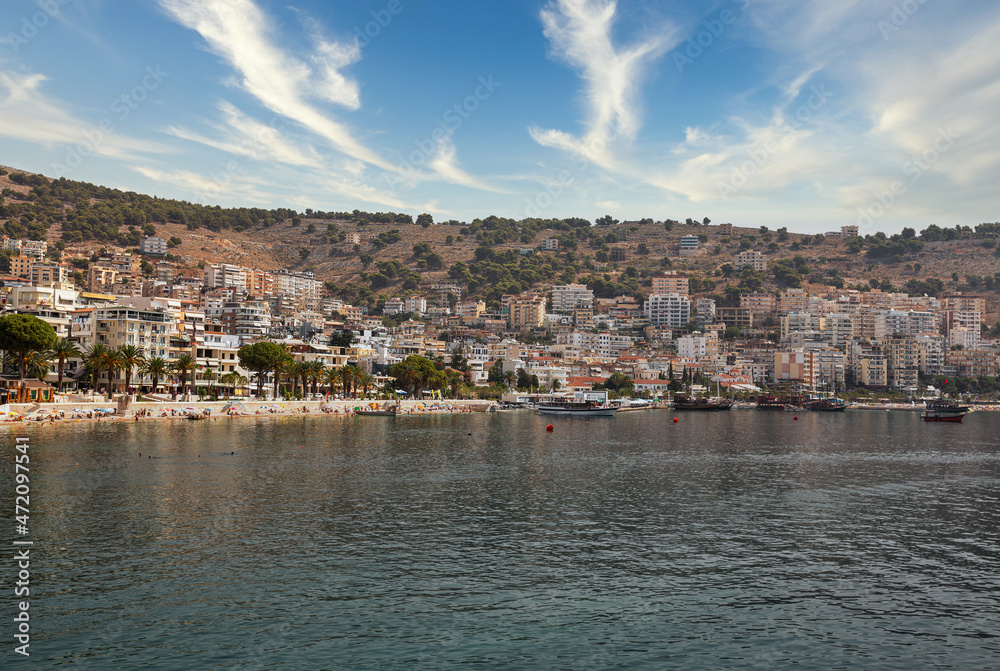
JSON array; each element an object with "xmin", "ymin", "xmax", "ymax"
[{"xmin": 0, "ymin": 397, "xmax": 496, "ymax": 424}]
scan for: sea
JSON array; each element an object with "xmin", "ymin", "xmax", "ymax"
[{"xmin": 2, "ymin": 409, "xmax": 999, "ymax": 669}]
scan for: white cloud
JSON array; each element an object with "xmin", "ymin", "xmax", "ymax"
[
  {"xmin": 158, "ymin": 0, "xmax": 395, "ymax": 172},
  {"xmin": 427, "ymin": 137, "xmax": 506, "ymax": 194},
  {"xmin": 0, "ymin": 70, "xmax": 169, "ymax": 162},
  {"xmin": 167, "ymin": 101, "xmax": 322, "ymax": 168},
  {"xmin": 529, "ymin": 0, "xmax": 679, "ymax": 170}
]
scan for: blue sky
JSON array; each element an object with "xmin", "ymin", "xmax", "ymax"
[{"xmin": 2, "ymin": 0, "xmax": 999, "ymax": 234}]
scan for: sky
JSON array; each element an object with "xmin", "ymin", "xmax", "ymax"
[{"xmin": 1, "ymin": 0, "xmax": 999, "ymax": 234}]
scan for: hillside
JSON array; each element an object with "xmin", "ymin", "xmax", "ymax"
[{"xmin": 2, "ymin": 165, "xmax": 999, "ymax": 324}]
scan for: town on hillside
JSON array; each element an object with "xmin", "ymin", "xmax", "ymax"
[{"xmin": 0, "ymin": 227, "xmax": 995, "ymax": 403}]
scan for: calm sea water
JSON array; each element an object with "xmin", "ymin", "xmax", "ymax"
[{"xmin": 2, "ymin": 410, "xmax": 1000, "ymax": 669}]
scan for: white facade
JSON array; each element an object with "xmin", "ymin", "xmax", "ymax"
[
  {"xmin": 140, "ymin": 236, "xmax": 168, "ymax": 256},
  {"xmin": 551, "ymin": 283, "xmax": 595, "ymax": 313},
  {"xmin": 644, "ymin": 293, "xmax": 691, "ymax": 328}
]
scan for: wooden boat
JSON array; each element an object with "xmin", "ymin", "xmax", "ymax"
[
  {"xmin": 672, "ymin": 393, "xmax": 734, "ymax": 410},
  {"xmin": 921, "ymin": 400, "xmax": 970, "ymax": 422},
  {"xmin": 804, "ymin": 398, "xmax": 849, "ymax": 412}
]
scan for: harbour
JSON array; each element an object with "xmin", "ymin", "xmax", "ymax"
[{"xmin": 5, "ymin": 410, "xmax": 999, "ymax": 669}]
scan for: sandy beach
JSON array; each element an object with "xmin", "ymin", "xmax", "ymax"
[{"xmin": 0, "ymin": 397, "xmax": 497, "ymax": 425}]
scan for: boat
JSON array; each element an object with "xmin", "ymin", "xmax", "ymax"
[
  {"xmin": 537, "ymin": 391, "xmax": 617, "ymax": 417},
  {"xmin": 672, "ymin": 393, "xmax": 734, "ymax": 410},
  {"xmin": 756, "ymin": 394, "xmax": 808, "ymax": 410},
  {"xmin": 803, "ymin": 397, "xmax": 849, "ymax": 412},
  {"xmin": 921, "ymin": 399, "xmax": 970, "ymax": 423},
  {"xmin": 355, "ymin": 403, "xmax": 398, "ymax": 417}
]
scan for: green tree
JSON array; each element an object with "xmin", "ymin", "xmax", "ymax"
[
  {"xmin": 50, "ymin": 338, "xmax": 81, "ymax": 392},
  {"xmin": 142, "ymin": 357, "xmax": 169, "ymax": 394},
  {"xmin": 171, "ymin": 354, "xmax": 200, "ymax": 397},
  {"xmin": 117, "ymin": 345, "xmax": 146, "ymax": 394},
  {"xmin": 0, "ymin": 314, "xmax": 57, "ymax": 380},
  {"xmin": 238, "ymin": 341, "xmax": 287, "ymax": 397}
]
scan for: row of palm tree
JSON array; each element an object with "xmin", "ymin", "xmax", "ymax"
[
  {"xmin": 10, "ymin": 338, "xmax": 381, "ymax": 401},
  {"xmin": 277, "ymin": 360, "xmax": 377, "ymax": 400}
]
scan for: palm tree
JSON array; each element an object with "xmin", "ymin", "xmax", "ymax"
[
  {"xmin": 117, "ymin": 345, "xmax": 146, "ymax": 395},
  {"xmin": 24, "ymin": 350, "xmax": 53, "ymax": 382},
  {"xmin": 272, "ymin": 352, "xmax": 293, "ymax": 400},
  {"xmin": 340, "ymin": 365, "xmax": 360, "ymax": 399},
  {"xmin": 84, "ymin": 344, "xmax": 111, "ymax": 396},
  {"xmin": 202, "ymin": 366, "xmax": 218, "ymax": 398},
  {"xmin": 503, "ymin": 370, "xmax": 516, "ymax": 390},
  {"xmin": 171, "ymin": 354, "xmax": 199, "ymax": 398},
  {"xmin": 50, "ymin": 338, "xmax": 81, "ymax": 392},
  {"xmin": 142, "ymin": 357, "xmax": 168, "ymax": 395},
  {"xmin": 104, "ymin": 349, "xmax": 123, "ymax": 398},
  {"xmin": 359, "ymin": 372, "xmax": 375, "ymax": 398},
  {"xmin": 306, "ymin": 360, "xmax": 325, "ymax": 396},
  {"xmin": 323, "ymin": 367, "xmax": 341, "ymax": 397}
]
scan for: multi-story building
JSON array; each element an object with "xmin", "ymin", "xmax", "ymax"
[
  {"xmin": 457, "ymin": 300, "xmax": 487, "ymax": 324},
  {"xmin": 217, "ymin": 301, "xmax": 272, "ymax": 339},
  {"xmin": 406, "ymin": 296, "xmax": 427, "ymax": 315},
  {"xmin": 877, "ymin": 310, "xmax": 937, "ymax": 339},
  {"xmin": 10, "ymin": 255, "xmax": 32, "ymax": 279},
  {"xmin": 695, "ymin": 299, "xmax": 716, "ymax": 329},
  {"xmin": 734, "ymin": 250, "xmax": 766, "ymax": 272},
  {"xmin": 383, "ymin": 297, "xmax": 406, "ymax": 315},
  {"xmin": 677, "ymin": 332, "xmax": 719, "ymax": 359},
  {"xmin": 778, "ymin": 288, "xmax": 807, "ymax": 315},
  {"xmin": 885, "ymin": 337, "xmax": 920, "ymax": 390},
  {"xmin": 30, "ymin": 262, "xmax": 70, "ymax": 288},
  {"xmin": 679, "ymin": 236, "xmax": 699, "ymax": 254},
  {"xmin": 651, "ymin": 273, "xmax": 689, "ymax": 296},
  {"xmin": 140, "ymin": 236, "xmax": 167, "ymax": 256},
  {"xmin": 715, "ymin": 307, "xmax": 754, "ymax": 330},
  {"xmin": 275, "ymin": 271, "xmax": 322, "ymax": 307},
  {"xmin": 539, "ymin": 238, "xmax": 560, "ymax": 251},
  {"xmin": 945, "ymin": 350, "xmax": 999, "ymax": 377},
  {"xmin": 204, "ymin": 263, "xmax": 248, "ymax": 292},
  {"xmin": 550, "ymin": 283, "xmax": 595, "ymax": 313},
  {"xmin": 644, "ymin": 293, "xmax": 691, "ymax": 328},
  {"xmin": 824, "ymin": 313, "xmax": 856, "ymax": 351},
  {"xmin": 740, "ymin": 293, "xmax": 777, "ymax": 318},
  {"xmin": 914, "ymin": 333, "xmax": 947, "ymax": 375},
  {"xmin": 505, "ymin": 294, "xmax": 547, "ymax": 330},
  {"xmin": 21, "ymin": 240, "xmax": 47, "ymax": 262},
  {"xmin": 246, "ymin": 269, "xmax": 276, "ymax": 297}
]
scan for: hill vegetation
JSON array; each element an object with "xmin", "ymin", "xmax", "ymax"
[{"xmin": 1, "ymin": 165, "xmax": 999, "ymax": 324}]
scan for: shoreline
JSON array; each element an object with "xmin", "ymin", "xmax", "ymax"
[{"xmin": 0, "ymin": 398, "xmax": 497, "ymax": 425}]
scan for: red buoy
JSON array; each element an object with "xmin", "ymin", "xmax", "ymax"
[
  {"xmin": 793, "ymin": 416, "xmax": 799, "ymax": 421},
  {"xmin": 673, "ymin": 417, "xmax": 679, "ymax": 423},
  {"xmin": 546, "ymin": 424, "xmax": 554, "ymax": 432}
]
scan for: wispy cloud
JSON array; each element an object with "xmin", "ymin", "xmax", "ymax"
[
  {"xmin": 0, "ymin": 70, "xmax": 168, "ymax": 161},
  {"xmin": 529, "ymin": 0, "xmax": 679, "ymax": 170},
  {"xmin": 158, "ymin": 0, "xmax": 396, "ymax": 172},
  {"xmin": 427, "ymin": 136, "xmax": 507, "ymax": 194}
]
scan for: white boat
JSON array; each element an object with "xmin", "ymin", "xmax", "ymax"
[{"xmin": 537, "ymin": 391, "xmax": 617, "ymax": 417}]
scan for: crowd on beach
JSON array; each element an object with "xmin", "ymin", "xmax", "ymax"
[{"xmin": 2, "ymin": 398, "xmax": 492, "ymax": 424}]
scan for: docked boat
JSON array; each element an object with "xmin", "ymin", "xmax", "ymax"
[
  {"xmin": 756, "ymin": 394, "xmax": 808, "ymax": 410},
  {"xmin": 804, "ymin": 397, "xmax": 849, "ymax": 412},
  {"xmin": 537, "ymin": 391, "xmax": 617, "ymax": 417},
  {"xmin": 921, "ymin": 400, "xmax": 970, "ymax": 423},
  {"xmin": 672, "ymin": 393, "xmax": 734, "ymax": 410}
]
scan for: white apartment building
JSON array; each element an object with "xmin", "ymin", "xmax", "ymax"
[
  {"xmin": 406, "ymin": 296, "xmax": 427, "ymax": 314},
  {"xmin": 644, "ymin": 293, "xmax": 691, "ymax": 328},
  {"xmin": 677, "ymin": 332, "xmax": 718, "ymax": 359},
  {"xmin": 550, "ymin": 283, "xmax": 595, "ymax": 313},
  {"xmin": 204, "ymin": 264, "xmax": 248, "ymax": 292},
  {"xmin": 140, "ymin": 236, "xmax": 168, "ymax": 256}
]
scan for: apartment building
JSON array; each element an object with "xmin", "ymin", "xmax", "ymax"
[
  {"xmin": 550, "ymin": 283, "xmax": 595, "ymax": 313},
  {"xmin": 651, "ymin": 273, "xmax": 689, "ymax": 296},
  {"xmin": 644, "ymin": 293, "xmax": 691, "ymax": 328},
  {"xmin": 734, "ymin": 250, "xmax": 767, "ymax": 272}
]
